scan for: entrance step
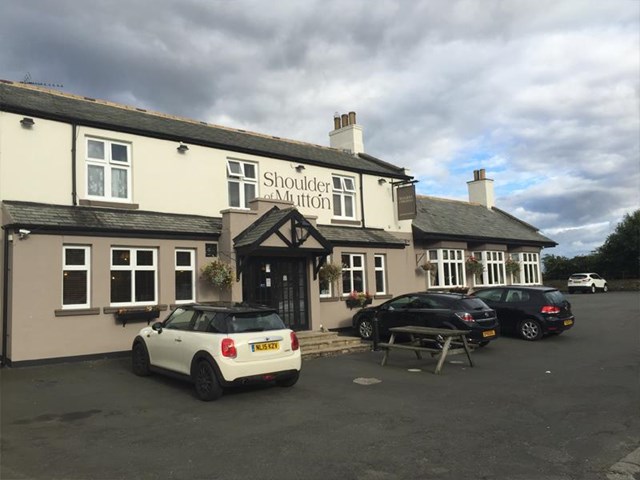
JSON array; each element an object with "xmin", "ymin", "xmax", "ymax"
[{"xmin": 296, "ymin": 331, "xmax": 370, "ymax": 359}]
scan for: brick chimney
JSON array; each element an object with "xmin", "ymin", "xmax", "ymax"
[
  {"xmin": 329, "ymin": 111, "xmax": 364, "ymax": 154},
  {"xmin": 467, "ymin": 169, "xmax": 495, "ymax": 209}
]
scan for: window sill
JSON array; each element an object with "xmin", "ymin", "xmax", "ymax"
[
  {"xmin": 79, "ymin": 199, "xmax": 139, "ymax": 210},
  {"xmin": 55, "ymin": 308, "xmax": 101, "ymax": 317},
  {"xmin": 330, "ymin": 219, "xmax": 361, "ymax": 226},
  {"xmin": 319, "ymin": 297, "xmax": 339, "ymax": 303},
  {"xmin": 374, "ymin": 294, "xmax": 392, "ymax": 300}
]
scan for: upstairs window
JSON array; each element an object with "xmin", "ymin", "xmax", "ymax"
[
  {"xmin": 332, "ymin": 175, "xmax": 356, "ymax": 219},
  {"xmin": 227, "ymin": 160, "xmax": 257, "ymax": 208},
  {"xmin": 86, "ymin": 138, "xmax": 131, "ymax": 202}
]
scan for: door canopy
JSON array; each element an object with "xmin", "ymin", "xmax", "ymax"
[{"xmin": 233, "ymin": 206, "xmax": 333, "ymax": 280}]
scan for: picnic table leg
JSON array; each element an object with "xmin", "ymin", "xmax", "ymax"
[
  {"xmin": 381, "ymin": 333, "xmax": 395, "ymax": 367},
  {"xmin": 461, "ymin": 335, "xmax": 474, "ymax": 367},
  {"xmin": 434, "ymin": 337, "xmax": 452, "ymax": 374},
  {"xmin": 409, "ymin": 334, "xmax": 422, "ymax": 360}
]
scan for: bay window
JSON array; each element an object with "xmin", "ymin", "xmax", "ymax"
[
  {"xmin": 511, "ymin": 252, "xmax": 540, "ymax": 285},
  {"xmin": 473, "ymin": 251, "xmax": 506, "ymax": 286},
  {"xmin": 427, "ymin": 249, "xmax": 465, "ymax": 288}
]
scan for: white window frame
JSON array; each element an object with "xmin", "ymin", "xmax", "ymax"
[
  {"xmin": 511, "ymin": 252, "xmax": 540, "ymax": 285},
  {"xmin": 175, "ymin": 249, "xmax": 196, "ymax": 304},
  {"xmin": 332, "ymin": 175, "xmax": 356, "ymax": 220},
  {"xmin": 374, "ymin": 254, "xmax": 386, "ymax": 295},
  {"xmin": 473, "ymin": 251, "xmax": 506, "ymax": 286},
  {"xmin": 341, "ymin": 253, "xmax": 366, "ymax": 295},
  {"xmin": 62, "ymin": 246, "xmax": 91, "ymax": 309},
  {"xmin": 227, "ymin": 159, "xmax": 258, "ymax": 208},
  {"xmin": 427, "ymin": 249, "xmax": 466, "ymax": 288},
  {"xmin": 86, "ymin": 137, "xmax": 132, "ymax": 202},
  {"xmin": 110, "ymin": 248, "xmax": 158, "ymax": 307}
]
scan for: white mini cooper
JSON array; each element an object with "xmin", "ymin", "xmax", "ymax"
[{"xmin": 132, "ymin": 303, "xmax": 301, "ymax": 401}]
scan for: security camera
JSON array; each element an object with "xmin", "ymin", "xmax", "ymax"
[{"xmin": 18, "ymin": 229, "xmax": 31, "ymax": 239}]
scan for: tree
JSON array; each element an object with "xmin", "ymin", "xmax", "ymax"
[{"xmin": 595, "ymin": 210, "xmax": 640, "ymax": 278}]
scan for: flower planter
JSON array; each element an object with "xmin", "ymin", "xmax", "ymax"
[
  {"xmin": 346, "ymin": 298, "xmax": 373, "ymax": 309},
  {"xmin": 115, "ymin": 309, "xmax": 160, "ymax": 326}
]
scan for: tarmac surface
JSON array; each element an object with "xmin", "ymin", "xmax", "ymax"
[{"xmin": 1, "ymin": 291, "xmax": 638, "ymax": 480}]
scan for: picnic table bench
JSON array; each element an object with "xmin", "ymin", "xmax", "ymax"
[{"xmin": 375, "ymin": 325, "xmax": 474, "ymax": 375}]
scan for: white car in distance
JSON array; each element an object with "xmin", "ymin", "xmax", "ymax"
[{"xmin": 567, "ymin": 273, "xmax": 608, "ymax": 294}]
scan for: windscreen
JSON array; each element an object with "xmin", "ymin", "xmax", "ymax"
[
  {"xmin": 229, "ymin": 312, "xmax": 286, "ymax": 333},
  {"xmin": 544, "ymin": 290, "xmax": 567, "ymax": 305},
  {"xmin": 458, "ymin": 298, "xmax": 490, "ymax": 310}
]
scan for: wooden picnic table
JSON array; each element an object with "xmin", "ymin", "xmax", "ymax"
[{"xmin": 376, "ymin": 325, "xmax": 474, "ymax": 375}]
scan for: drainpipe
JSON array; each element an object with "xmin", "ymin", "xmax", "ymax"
[
  {"xmin": 1, "ymin": 228, "xmax": 9, "ymax": 367},
  {"xmin": 359, "ymin": 172, "xmax": 366, "ymax": 228},
  {"xmin": 71, "ymin": 124, "xmax": 78, "ymax": 206}
]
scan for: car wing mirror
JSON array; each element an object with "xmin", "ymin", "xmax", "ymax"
[{"xmin": 152, "ymin": 322, "xmax": 163, "ymax": 333}]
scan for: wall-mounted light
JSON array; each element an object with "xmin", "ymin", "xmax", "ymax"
[
  {"xmin": 378, "ymin": 178, "xmax": 387, "ymax": 185},
  {"xmin": 177, "ymin": 142, "xmax": 189, "ymax": 153},
  {"xmin": 295, "ymin": 164, "xmax": 305, "ymax": 172},
  {"xmin": 20, "ymin": 117, "xmax": 35, "ymax": 128}
]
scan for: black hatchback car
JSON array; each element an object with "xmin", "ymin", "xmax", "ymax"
[
  {"xmin": 351, "ymin": 292, "xmax": 500, "ymax": 345},
  {"xmin": 472, "ymin": 286, "xmax": 575, "ymax": 341}
]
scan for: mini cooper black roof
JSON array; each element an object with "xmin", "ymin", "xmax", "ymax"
[{"xmin": 176, "ymin": 302, "xmax": 278, "ymax": 314}]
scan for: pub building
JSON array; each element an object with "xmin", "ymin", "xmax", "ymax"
[{"xmin": 0, "ymin": 80, "xmax": 555, "ymax": 365}]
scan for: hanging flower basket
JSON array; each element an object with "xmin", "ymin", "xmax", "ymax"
[
  {"xmin": 319, "ymin": 263, "xmax": 342, "ymax": 285},
  {"xmin": 505, "ymin": 258, "xmax": 520, "ymax": 276},
  {"xmin": 420, "ymin": 261, "xmax": 436, "ymax": 273},
  {"xmin": 465, "ymin": 256, "xmax": 484, "ymax": 276},
  {"xmin": 201, "ymin": 260, "xmax": 234, "ymax": 289},
  {"xmin": 345, "ymin": 291, "xmax": 373, "ymax": 309}
]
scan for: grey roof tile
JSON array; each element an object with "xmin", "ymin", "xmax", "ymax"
[
  {"xmin": 412, "ymin": 196, "xmax": 556, "ymax": 246},
  {"xmin": 0, "ymin": 81, "xmax": 409, "ymax": 178},
  {"xmin": 2, "ymin": 201, "xmax": 221, "ymax": 236},
  {"xmin": 317, "ymin": 225, "xmax": 406, "ymax": 247}
]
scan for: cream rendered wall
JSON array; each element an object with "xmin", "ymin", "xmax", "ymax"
[
  {"xmin": 0, "ymin": 112, "xmax": 72, "ymax": 205},
  {"xmin": 361, "ymin": 174, "xmax": 412, "ymax": 233}
]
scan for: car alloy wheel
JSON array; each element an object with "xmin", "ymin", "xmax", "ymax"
[
  {"xmin": 519, "ymin": 319, "xmax": 542, "ymax": 341},
  {"xmin": 358, "ymin": 318, "xmax": 374, "ymax": 340},
  {"xmin": 590, "ymin": 285, "xmax": 596, "ymax": 294},
  {"xmin": 603, "ymin": 284, "xmax": 608, "ymax": 293},
  {"xmin": 194, "ymin": 361, "xmax": 222, "ymax": 401}
]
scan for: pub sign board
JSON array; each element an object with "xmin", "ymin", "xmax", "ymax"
[{"xmin": 397, "ymin": 185, "xmax": 417, "ymax": 220}]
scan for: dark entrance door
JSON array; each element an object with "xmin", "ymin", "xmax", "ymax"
[{"xmin": 242, "ymin": 256, "xmax": 309, "ymax": 331}]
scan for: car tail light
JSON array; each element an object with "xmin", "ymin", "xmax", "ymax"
[
  {"xmin": 290, "ymin": 332, "xmax": 300, "ymax": 351},
  {"xmin": 455, "ymin": 312, "xmax": 475, "ymax": 323},
  {"xmin": 221, "ymin": 338, "xmax": 237, "ymax": 358},
  {"xmin": 541, "ymin": 305, "xmax": 561, "ymax": 315}
]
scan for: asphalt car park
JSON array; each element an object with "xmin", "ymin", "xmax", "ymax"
[{"xmin": 1, "ymin": 292, "xmax": 638, "ymax": 480}]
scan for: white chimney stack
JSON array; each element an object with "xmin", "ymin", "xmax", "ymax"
[
  {"xmin": 329, "ymin": 111, "xmax": 364, "ymax": 154},
  {"xmin": 467, "ymin": 169, "xmax": 495, "ymax": 209}
]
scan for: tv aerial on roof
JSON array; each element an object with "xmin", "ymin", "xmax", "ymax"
[{"xmin": 21, "ymin": 72, "xmax": 64, "ymax": 88}]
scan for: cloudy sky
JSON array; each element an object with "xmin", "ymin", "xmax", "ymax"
[{"xmin": 1, "ymin": 0, "xmax": 638, "ymax": 258}]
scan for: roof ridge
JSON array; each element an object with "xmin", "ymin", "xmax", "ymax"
[{"xmin": 0, "ymin": 79, "xmax": 351, "ymax": 156}]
